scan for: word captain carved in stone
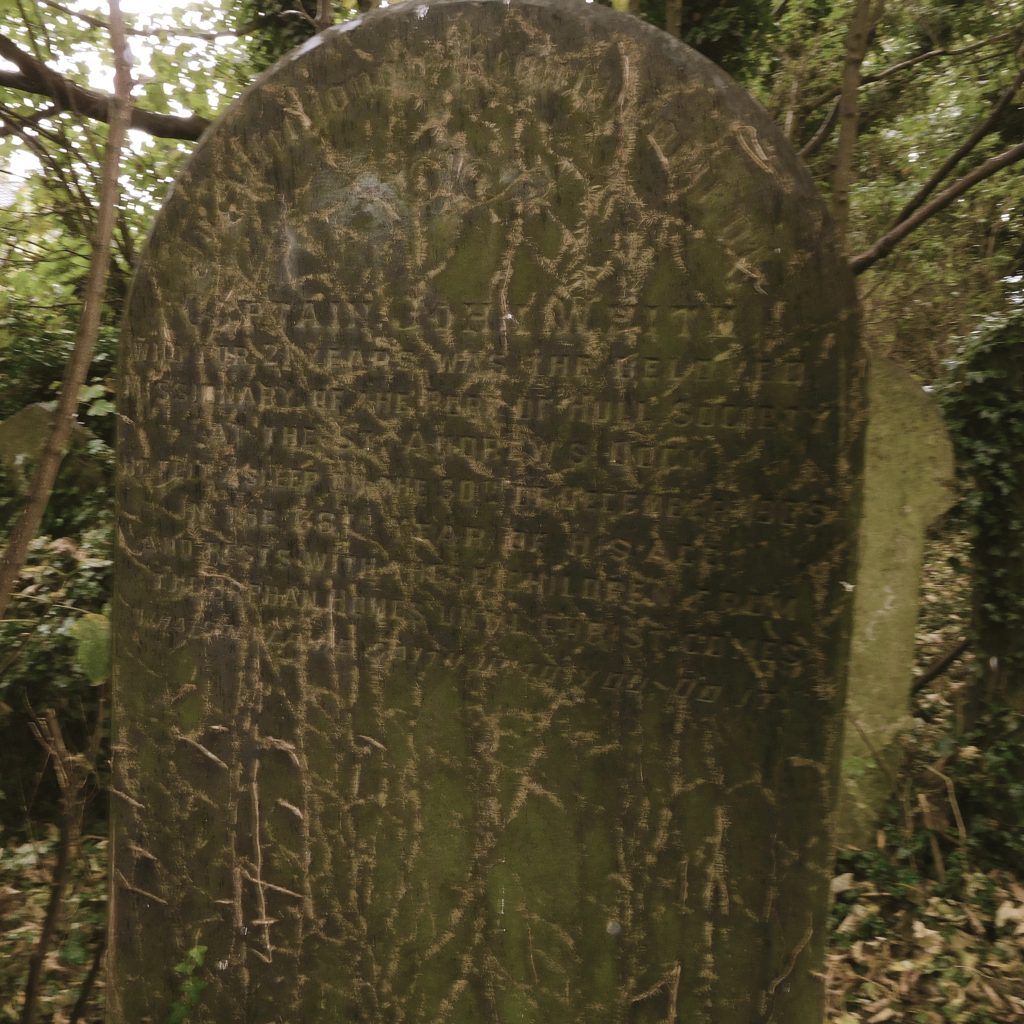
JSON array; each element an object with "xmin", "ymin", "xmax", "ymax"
[{"xmin": 110, "ymin": 1, "xmax": 865, "ymax": 1022}]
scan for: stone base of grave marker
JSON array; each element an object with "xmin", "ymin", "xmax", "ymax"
[{"xmin": 110, "ymin": 2, "xmax": 865, "ymax": 1021}]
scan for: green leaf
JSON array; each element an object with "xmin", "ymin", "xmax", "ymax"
[
  {"xmin": 60, "ymin": 937, "xmax": 89, "ymax": 965},
  {"xmin": 87, "ymin": 398, "xmax": 115, "ymax": 417},
  {"xmin": 70, "ymin": 612, "xmax": 110, "ymax": 684},
  {"xmin": 183, "ymin": 978, "xmax": 207, "ymax": 1001}
]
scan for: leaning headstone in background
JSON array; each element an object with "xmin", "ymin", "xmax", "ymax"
[
  {"xmin": 839, "ymin": 357, "xmax": 955, "ymax": 845},
  {"xmin": 0, "ymin": 402, "xmax": 96, "ymax": 494},
  {"xmin": 111, "ymin": 2, "xmax": 865, "ymax": 1021}
]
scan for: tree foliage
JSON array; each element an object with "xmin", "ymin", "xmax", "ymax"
[{"xmin": 234, "ymin": 0, "xmax": 324, "ymax": 69}]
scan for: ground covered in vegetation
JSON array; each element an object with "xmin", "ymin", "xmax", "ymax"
[{"xmin": 827, "ymin": 534, "xmax": 1024, "ymax": 1023}]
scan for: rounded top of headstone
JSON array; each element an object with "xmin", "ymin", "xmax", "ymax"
[{"xmin": 134, "ymin": 0, "xmax": 856, "ymax": 330}]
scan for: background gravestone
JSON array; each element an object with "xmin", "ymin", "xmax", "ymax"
[
  {"xmin": 0, "ymin": 403, "xmax": 96, "ymax": 494},
  {"xmin": 111, "ymin": 2, "xmax": 865, "ymax": 1022},
  {"xmin": 839, "ymin": 357, "xmax": 954, "ymax": 845}
]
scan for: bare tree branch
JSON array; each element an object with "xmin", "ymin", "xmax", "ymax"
[
  {"xmin": 19, "ymin": 769, "xmax": 73, "ymax": 1024},
  {"xmin": 799, "ymin": 97, "xmax": 840, "ymax": 160},
  {"xmin": 0, "ymin": 34, "xmax": 207, "ymax": 140},
  {"xmin": 0, "ymin": 0, "xmax": 133, "ymax": 623},
  {"xmin": 0, "ymin": 101, "xmax": 54, "ymax": 136},
  {"xmin": 17, "ymin": 0, "xmax": 52, "ymax": 65},
  {"xmin": 67, "ymin": 928, "xmax": 106, "ymax": 1024},
  {"xmin": 0, "ymin": 108, "xmax": 95, "ymax": 238},
  {"xmin": 891, "ymin": 65, "xmax": 1024, "ymax": 227},
  {"xmin": 851, "ymin": 140, "xmax": 1024, "ymax": 274},
  {"xmin": 912, "ymin": 638, "xmax": 971, "ymax": 694},
  {"xmin": 283, "ymin": 3, "xmax": 318, "ymax": 29},
  {"xmin": 19, "ymin": 702, "xmax": 105, "ymax": 1024},
  {"xmin": 862, "ymin": 29, "xmax": 1020, "ymax": 88}
]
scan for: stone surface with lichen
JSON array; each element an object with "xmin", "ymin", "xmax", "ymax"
[{"xmin": 110, "ymin": 2, "xmax": 865, "ymax": 1021}]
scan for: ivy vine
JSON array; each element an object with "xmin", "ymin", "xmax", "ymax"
[{"xmin": 941, "ymin": 310, "xmax": 1024, "ymax": 710}]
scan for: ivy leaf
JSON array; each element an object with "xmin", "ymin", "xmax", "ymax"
[
  {"xmin": 70, "ymin": 612, "xmax": 110, "ymax": 684},
  {"xmin": 87, "ymin": 398, "xmax": 115, "ymax": 417}
]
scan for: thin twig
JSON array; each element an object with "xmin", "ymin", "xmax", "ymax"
[
  {"xmin": 799, "ymin": 97, "xmax": 840, "ymax": 160},
  {"xmin": 912, "ymin": 637, "xmax": 971, "ymax": 693},
  {"xmin": 67, "ymin": 929, "xmax": 105, "ymax": 1024},
  {"xmin": 0, "ymin": 102, "xmax": 56, "ymax": 137},
  {"xmin": 863, "ymin": 32, "xmax": 1017, "ymax": 90},
  {"xmin": 665, "ymin": 961, "xmax": 681, "ymax": 1022},
  {"xmin": 848, "ymin": 714, "xmax": 899, "ymax": 794},
  {"xmin": 2, "ymin": 122, "xmax": 92, "ymax": 238},
  {"xmin": 919, "ymin": 793, "xmax": 947, "ymax": 882},
  {"xmin": 804, "ymin": 28, "xmax": 1021, "ymax": 110},
  {"xmin": 16, "ymin": 0, "xmax": 50, "ymax": 65},
  {"xmin": 0, "ymin": 633, "xmax": 31, "ymax": 681},
  {"xmin": 767, "ymin": 921, "xmax": 814, "ymax": 997},
  {"xmin": 925, "ymin": 765, "xmax": 969, "ymax": 848},
  {"xmin": 20, "ymin": 709, "xmax": 99, "ymax": 1024},
  {"xmin": 19, "ymin": 806, "xmax": 72, "ymax": 1024},
  {"xmin": 115, "ymin": 869, "xmax": 169, "ymax": 905},
  {"xmin": 283, "ymin": 4, "xmax": 318, "ymax": 29}
]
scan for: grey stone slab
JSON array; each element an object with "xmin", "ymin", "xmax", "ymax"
[
  {"xmin": 839, "ymin": 357, "xmax": 955, "ymax": 846},
  {"xmin": 0, "ymin": 402, "xmax": 95, "ymax": 493},
  {"xmin": 111, "ymin": 3, "xmax": 865, "ymax": 1021}
]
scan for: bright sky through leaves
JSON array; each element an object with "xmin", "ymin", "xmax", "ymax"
[{"xmin": 2, "ymin": 0, "xmax": 224, "ymax": 192}]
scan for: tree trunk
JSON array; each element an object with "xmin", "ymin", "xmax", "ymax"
[
  {"xmin": 664, "ymin": 0, "xmax": 682, "ymax": 38},
  {"xmin": 831, "ymin": 0, "xmax": 873, "ymax": 245}
]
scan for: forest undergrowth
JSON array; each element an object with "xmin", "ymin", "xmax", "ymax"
[{"xmin": 827, "ymin": 531, "xmax": 1024, "ymax": 1023}]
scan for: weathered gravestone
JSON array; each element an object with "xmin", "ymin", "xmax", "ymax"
[
  {"xmin": 0, "ymin": 403, "xmax": 96, "ymax": 494},
  {"xmin": 839, "ymin": 358, "xmax": 954, "ymax": 845},
  {"xmin": 111, "ymin": 2, "xmax": 865, "ymax": 1021}
]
